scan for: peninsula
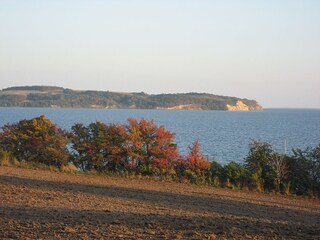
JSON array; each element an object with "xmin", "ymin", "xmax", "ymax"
[{"xmin": 0, "ymin": 86, "xmax": 262, "ymax": 110}]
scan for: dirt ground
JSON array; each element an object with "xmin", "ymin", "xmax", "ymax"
[{"xmin": 0, "ymin": 166, "xmax": 319, "ymax": 239}]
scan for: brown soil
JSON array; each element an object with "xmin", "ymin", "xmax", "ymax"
[{"xmin": 0, "ymin": 166, "xmax": 319, "ymax": 239}]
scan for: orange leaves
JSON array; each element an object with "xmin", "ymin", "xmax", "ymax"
[
  {"xmin": 71, "ymin": 121, "xmax": 129, "ymax": 171},
  {"xmin": 1, "ymin": 115, "xmax": 210, "ymax": 177},
  {"xmin": 70, "ymin": 118, "xmax": 179, "ymax": 173},
  {"xmin": 69, "ymin": 118, "xmax": 210, "ymax": 175},
  {"xmin": 185, "ymin": 140, "xmax": 210, "ymax": 172},
  {"xmin": 126, "ymin": 118, "xmax": 178, "ymax": 172}
]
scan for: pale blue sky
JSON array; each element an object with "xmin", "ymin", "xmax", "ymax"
[{"xmin": 0, "ymin": 0, "xmax": 319, "ymax": 108}]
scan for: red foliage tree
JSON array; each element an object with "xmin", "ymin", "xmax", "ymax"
[
  {"xmin": 71, "ymin": 122, "xmax": 128, "ymax": 171},
  {"xmin": 185, "ymin": 141, "xmax": 210, "ymax": 173},
  {"xmin": 126, "ymin": 118, "xmax": 178, "ymax": 173}
]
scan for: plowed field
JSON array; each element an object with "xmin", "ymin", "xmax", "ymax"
[{"xmin": 0, "ymin": 166, "xmax": 319, "ymax": 239}]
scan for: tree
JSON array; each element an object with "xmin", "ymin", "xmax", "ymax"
[
  {"xmin": 288, "ymin": 145, "xmax": 320, "ymax": 196},
  {"xmin": 126, "ymin": 118, "xmax": 178, "ymax": 174},
  {"xmin": 268, "ymin": 142, "xmax": 288, "ymax": 193},
  {"xmin": 0, "ymin": 115, "xmax": 69, "ymax": 167},
  {"xmin": 70, "ymin": 118, "xmax": 179, "ymax": 175},
  {"xmin": 70, "ymin": 122, "xmax": 128, "ymax": 172},
  {"xmin": 244, "ymin": 140, "xmax": 274, "ymax": 192},
  {"xmin": 185, "ymin": 141, "xmax": 209, "ymax": 173},
  {"xmin": 71, "ymin": 121, "xmax": 108, "ymax": 171},
  {"xmin": 103, "ymin": 123, "xmax": 129, "ymax": 171}
]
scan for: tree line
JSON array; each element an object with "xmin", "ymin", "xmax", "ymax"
[{"xmin": 0, "ymin": 116, "xmax": 319, "ymax": 197}]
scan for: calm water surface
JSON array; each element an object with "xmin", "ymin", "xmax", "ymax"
[{"xmin": 0, "ymin": 108, "xmax": 319, "ymax": 164}]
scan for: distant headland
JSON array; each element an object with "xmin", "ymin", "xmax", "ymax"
[{"xmin": 0, "ymin": 86, "xmax": 262, "ymax": 111}]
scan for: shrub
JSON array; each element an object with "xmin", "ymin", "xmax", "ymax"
[
  {"xmin": 223, "ymin": 161, "xmax": 249, "ymax": 189},
  {"xmin": 208, "ymin": 161, "xmax": 223, "ymax": 186}
]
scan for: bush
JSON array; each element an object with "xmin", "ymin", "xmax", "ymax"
[
  {"xmin": 208, "ymin": 161, "xmax": 223, "ymax": 186},
  {"xmin": 223, "ymin": 161, "xmax": 249, "ymax": 189}
]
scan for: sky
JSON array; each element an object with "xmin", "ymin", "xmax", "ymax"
[{"xmin": 0, "ymin": 0, "xmax": 319, "ymax": 108}]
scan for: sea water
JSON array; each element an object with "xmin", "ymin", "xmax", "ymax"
[{"xmin": 0, "ymin": 108, "xmax": 319, "ymax": 165}]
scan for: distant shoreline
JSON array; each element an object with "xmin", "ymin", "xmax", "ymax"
[{"xmin": 0, "ymin": 85, "xmax": 262, "ymax": 111}]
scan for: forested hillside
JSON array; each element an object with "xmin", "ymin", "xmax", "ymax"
[{"xmin": 0, "ymin": 86, "xmax": 262, "ymax": 110}]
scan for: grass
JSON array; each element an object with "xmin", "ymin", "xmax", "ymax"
[{"xmin": 0, "ymin": 151, "xmax": 77, "ymax": 173}]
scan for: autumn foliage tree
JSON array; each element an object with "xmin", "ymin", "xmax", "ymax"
[
  {"xmin": 185, "ymin": 141, "xmax": 210, "ymax": 173},
  {"xmin": 1, "ymin": 115, "xmax": 319, "ymax": 197},
  {"xmin": 126, "ymin": 118, "xmax": 178, "ymax": 174},
  {"xmin": 0, "ymin": 115, "xmax": 69, "ymax": 167},
  {"xmin": 71, "ymin": 122, "xmax": 128, "ymax": 171},
  {"xmin": 70, "ymin": 118, "xmax": 178, "ymax": 175}
]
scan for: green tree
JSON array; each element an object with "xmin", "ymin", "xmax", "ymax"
[
  {"xmin": 288, "ymin": 145, "xmax": 320, "ymax": 196},
  {"xmin": 244, "ymin": 141, "xmax": 274, "ymax": 192}
]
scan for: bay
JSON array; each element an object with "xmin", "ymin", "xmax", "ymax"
[{"xmin": 0, "ymin": 108, "xmax": 319, "ymax": 165}]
